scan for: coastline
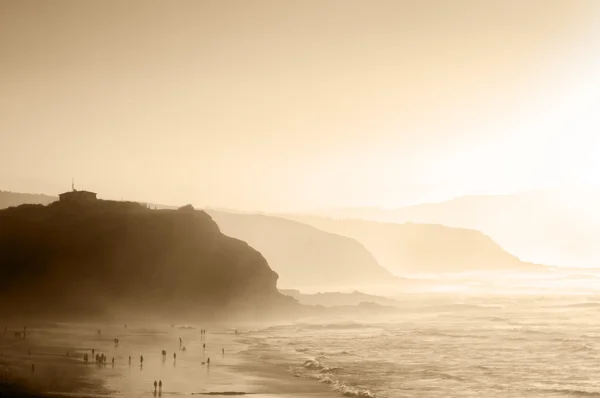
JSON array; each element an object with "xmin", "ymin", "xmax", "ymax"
[{"xmin": 0, "ymin": 322, "xmax": 338, "ymax": 398}]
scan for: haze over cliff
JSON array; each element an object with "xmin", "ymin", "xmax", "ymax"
[
  {"xmin": 280, "ymin": 215, "xmax": 544, "ymax": 274},
  {"xmin": 206, "ymin": 210, "xmax": 398, "ymax": 289},
  {"xmin": 0, "ymin": 199, "xmax": 293, "ymax": 320},
  {"xmin": 304, "ymin": 189, "xmax": 600, "ymax": 268}
]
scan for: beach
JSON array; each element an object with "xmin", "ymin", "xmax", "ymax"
[{"xmin": 0, "ymin": 322, "xmax": 336, "ymax": 398}]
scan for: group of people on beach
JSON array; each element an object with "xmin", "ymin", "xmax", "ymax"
[
  {"xmin": 12, "ymin": 324, "xmax": 231, "ymax": 395},
  {"xmin": 83, "ymin": 349, "xmax": 115, "ymax": 367}
]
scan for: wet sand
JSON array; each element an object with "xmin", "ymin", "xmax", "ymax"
[{"xmin": 0, "ymin": 323, "xmax": 336, "ymax": 398}]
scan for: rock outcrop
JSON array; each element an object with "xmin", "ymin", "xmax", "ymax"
[{"xmin": 0, "ymin": 200, "xmax": 292, "ymax": 320}]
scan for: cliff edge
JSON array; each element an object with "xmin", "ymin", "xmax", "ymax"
[{"xmin": 0, "ymin": 200, "xmax": 292, "ymax": 320}]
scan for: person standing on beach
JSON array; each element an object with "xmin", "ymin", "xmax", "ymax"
[
  {"xmin": 203, "ymin": 343, "xmax": 205, "ymax": 349},
  {"xmin": 207, "ymin": 357, "xmax": 210, "ymax": 365},
  {"xmin": 159, "ymin": 380, "xmax": 162, "ymax": 391},
  {"xmin": 128, "ymin": 355, "xmax": 131, "ymax": 365},
  {"xmin": 154, "ymin": 380, "xmax": 157, "ymax": 391},
  {"xmin": 173, "ymin": 352, "xmax": 176, "ymax": 360},
  {"xmin": 140, "ymin": 355, "xmax": 144, "ymax": 364},
  {"xmin": 92, "ymin": 348, "xmax": 95, "ymax": 356},
  {"xmin": 112, "ymin": 357, "xmax": 115, "ymax": 367},
  {"xmin": 179, "ymin": 337, "xmax": 182, "ymax": 347},
  {"xmin": 222, "ymin": 348, "xmax": 224, "ymax": 355}
]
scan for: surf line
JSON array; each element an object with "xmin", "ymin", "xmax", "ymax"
[{"xmin": 192, "ymin": 393, "xmax": 253, "ymax": 396}]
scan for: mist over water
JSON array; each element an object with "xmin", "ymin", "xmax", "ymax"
[
  {"xmin": 238, "ymin": 269, "xmax": 600, "ymax": 397},
  {"xmin": 245, "ymin": 296, "xmax": 600, "ymax": 397},
  {"xmin": 3, "ymin": 1, "xmax": 600, "ymax": 397}
]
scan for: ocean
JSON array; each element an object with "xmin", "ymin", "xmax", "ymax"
[{"xmin": 243, "ymin": 293, "xmax": 600, "ymax": 397}]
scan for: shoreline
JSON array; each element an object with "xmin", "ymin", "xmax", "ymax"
[{"xmin": 0, "ymin": 322, "xmax": 338, "ymax": 398}]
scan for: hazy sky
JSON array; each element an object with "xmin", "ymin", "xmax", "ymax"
[{"xmin": 2, "ymin": 0, "xmax": 600, "ymax": 211}]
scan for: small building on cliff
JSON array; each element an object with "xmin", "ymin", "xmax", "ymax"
[{"xmin": 58, "ymin": 180, "xmax": 97, "ymax": 204}]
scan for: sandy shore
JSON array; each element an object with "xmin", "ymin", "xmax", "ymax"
[{"xmin": 0, "ymin": 322, "xmax": 336, "ymax": 398}]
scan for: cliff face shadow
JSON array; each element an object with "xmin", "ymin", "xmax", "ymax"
[{"xmin": 0, "ymin": 201, "xmax": 295, "ymax": 321}]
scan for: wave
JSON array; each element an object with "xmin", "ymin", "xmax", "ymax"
[
  {"xmin": 422, "ymin": 304, "xmax": 497, "ymax": 312},
  {"xmin": 297, "ymin": 323, "xmax": 374, "ymax": 330},
  {"xmin": 261, "ymin": 322, "xmax": 374, "ymax": 334},
  {"xmin": 417, "ymin": 369, "xmax": 465, "ymax": 382},
  {"xmin": 536, "ymin": 388, "xmax": 600, "ymax": 397},
  {"xmin": 299, "ymin": 357, "xmax": 376, "ymax": 397},
  {"xmin": 333, "ymin": 383, "xmax": 376, "ymax": 397},
  {"xmin": 556, "ymin": 303, "xmax": 600, "ymax": 308},
  {"xmin": 310, "ymin": 374, "xmax": 376, "ymax": 397},
  {"xmin": 302, "ymin": 358, "xmax": 341, "ymax": 373},
  {"xmin": 319, "ymin": 350, "xmax": 350, "ymax": 356}
]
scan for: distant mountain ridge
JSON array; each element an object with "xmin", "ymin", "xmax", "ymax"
[
  {"xmin": 0, "ymin": 190, "xmax": 56, "ymax": 208},
  {"xmin": 278, "ymin": 215, "xmax": 544, "ymax": 274},
  {"xmin": 304, "ymin": 189, "xmax": 600, "ymax": 267}
]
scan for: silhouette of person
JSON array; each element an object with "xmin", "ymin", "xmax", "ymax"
[
  {"xmin": 154, "ymin": 380, "xmax": 157, "ymax": 391},
  {"xmin": 140, "ymin": 355, "xmax": 144, "ymax": 364},
  {"xmin": 159, "ymin": 380, "xmax": 162, "ymax": 390},
  {"xmin": 173, "ymin": 352, "xmax": 176, "ymax": 360},
  {"xmin": 207, "ymin": 357, "xmax": 210, "ymax": 365},
  {"xmin": 128, "ymin": 355, "xmax": 131, "ymax": 365}
]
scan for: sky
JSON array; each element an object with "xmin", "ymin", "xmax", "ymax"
[{"xmin": 2, "ymin": 0, "xmax": 600, "ymax": 211}]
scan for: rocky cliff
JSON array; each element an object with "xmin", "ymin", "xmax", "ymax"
[
  {"xmin": 281, "ymin": 215, "xmax": 544, "ymax": 274},
  {"xmin": 207, "ymin": 210, "xmax": 398, "ymax": 289},
  {"xmin": 0, "ymin": 200, "xmax": 292, "ymax": 320}
]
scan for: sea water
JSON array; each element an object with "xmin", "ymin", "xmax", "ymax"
[{"xmin": 244, "ymin": 294, "xmax": 600, "ymax": 397}]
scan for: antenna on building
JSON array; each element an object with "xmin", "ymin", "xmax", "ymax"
[{"xmin": 72, "ymin": 178, "xmax": 75, "ymax": 191}]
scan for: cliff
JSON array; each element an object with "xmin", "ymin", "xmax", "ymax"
[
  {"xmin": 0, "ymin": 200, "xmax": 293, "ymax": 320},
  {"xmin": 300, "ymin": 190, "xmax": 600, "ymax": 268},
  {"xmin": 206, "ymin": 210, "xmax": 399, "ymax": 289},
  {"xmin": 385, "ymin": 192, "xmax": 600, "ymax": 268},
  {"xmin": 280, "ymin": 215, "xmax": 544, "ymax": 274}
]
